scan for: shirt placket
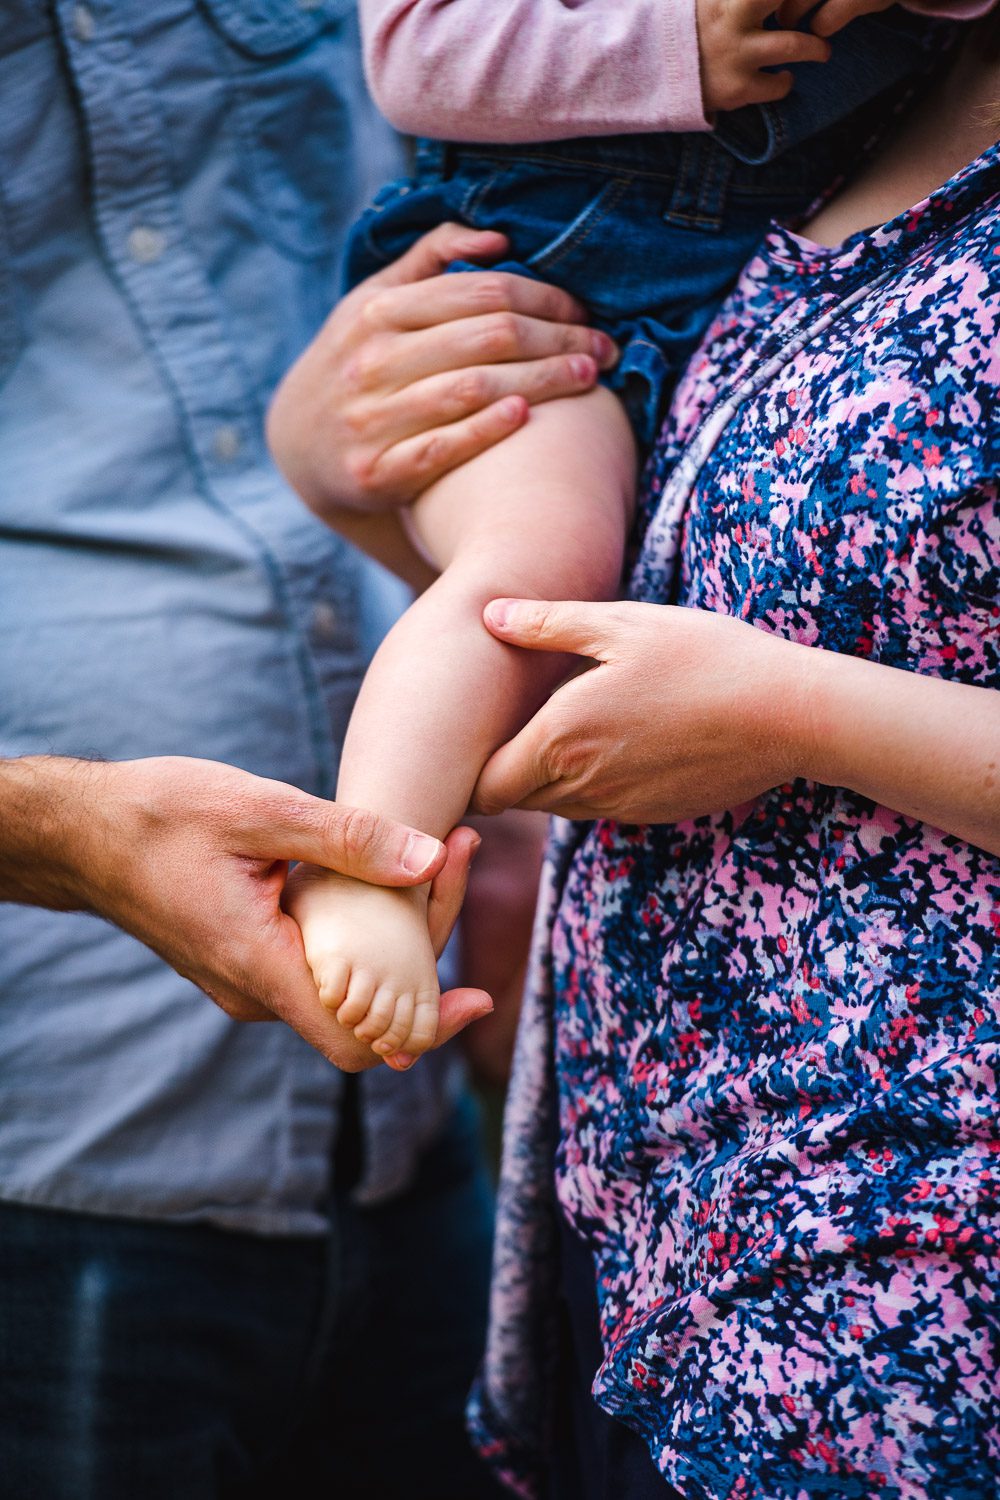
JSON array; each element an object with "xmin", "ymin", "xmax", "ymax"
[{"xmin": 54, "ymin": 0, "xmax": 343, "ymax": 792}]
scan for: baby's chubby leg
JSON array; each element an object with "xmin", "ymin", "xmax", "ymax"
[{"xmin": 290, "ymin": 388, "xmax": 636, "ymax": 1057}]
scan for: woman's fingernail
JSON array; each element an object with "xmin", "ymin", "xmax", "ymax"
[
  {"xmin": 497, "ymin": 395, "xmax": 525, "ymax": 422},
  {"xmin": 402, "ymin": 832, "xmax": 443, "ymax": 877},
  {"xmin": 391, "ymin": 1054, "xmax": 416, "ymax": 1071},
  {"xmin": 591, "ymin": 331, "xmax": 617, "ymax": 365},
  {"xmin": 485, "ymin": 599, "xmax": 514, "ymax": 630},
  {"xmin": 569, "ymin": 354, "xmax": 596, "ymax": 382}
]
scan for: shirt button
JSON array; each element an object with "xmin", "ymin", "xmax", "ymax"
[
  {"xmin": 127, "ymin": 225, "xmax": 166, "ymax": 264},
  {"xmin": 73, "ymin": 4, "xmax": 95, "ymax": 41},
  {"xmin": 212, "ymin": 425, "xmax": 242, "ymax": 463},
  {"xmin": 312, "ymin": 602, "xmax": 337, "ymax": 642}
]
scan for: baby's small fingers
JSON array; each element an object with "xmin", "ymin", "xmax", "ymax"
[
  {"xmin": 776, "ymin": 0, "xmax": 817, "ymax": 25},
  {"xmin": 371, "ymin": 990, "xmax": 415, "ymax": 1055},
  {"xmin": 742, "ymin": 68, "xmax": 795, "ymax": 105},
  {"xmin": 810, "ymin": 0, "xmax": 894, "ymax": 34},
  {"xmin": 751, "ymin": 28, "xmax": 831, "ymax": 67},
  {"xmin": 336, "ymin": 970, "xmax": 376, "ymax": 1029},
  {"xmin": 401, "ymin": 991, "xmax": 441, "ymax": 1057},
  {"xmin": 316, "ymin": 957, "xmax": 352, "ymax": 1014}
]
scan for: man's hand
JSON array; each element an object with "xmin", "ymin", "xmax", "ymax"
[
  {"xmin": 696, "ymin": 0, "xmax": 831, "ymax": 114},
  {"xmin": 0, "ymin": 756, "xmax": 491, "ymax": 1070},
  {"xmin": 266, "ymin": 222, "xmax": 617, "ymax": 519}
]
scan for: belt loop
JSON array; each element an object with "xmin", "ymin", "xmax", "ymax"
[
  {"xmin": 414, "ymin": 138, "xmax": 449, "ymax": 180},
  {"xmin": 664, "ymin": 136, "xmax": 732, "ymax": 231}
]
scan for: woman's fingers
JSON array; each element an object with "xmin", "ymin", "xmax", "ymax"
[
  {"xmin": 361, "ymin": 398, "xmax": 530, "ymax": 500},
  {"xmin": 373, "ymin": 352, "xmax": 600, "ymax": 446},
  {"xmin": 483, "ymin": 598, "xmax": 614, "ymax": 659},
  {"xmin": 371, "ymin": 267, "xmax": 590, "ymax": 334},
  {"xmin": 371, "ymin": 312, "xmax": 616, "ymax": 391},
  {"xmin": 473, "ymin": 713, "xmax": 558, "ymax": 816},
  {"xmin": 367, "ymin": 223, "xmax": 510, "ymax": 289},
  {"xmin": 385, "ymin": 313, "xmax": 612, "ymax": 391}
]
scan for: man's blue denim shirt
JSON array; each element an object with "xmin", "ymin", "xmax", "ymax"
[{"xmin": 0, "ymin": 0, "xmax": 462, "ymax": 1234}]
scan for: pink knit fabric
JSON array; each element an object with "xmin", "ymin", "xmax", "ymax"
[
  {"xmin": 360, "ymin": 0, "xmax": 995, "ymax": 148},
  {"xmin": 360, "ymin": 0, "xmax": 710, "ymax": 143}
]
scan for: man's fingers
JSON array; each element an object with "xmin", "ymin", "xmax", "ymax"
[
  {"xmin": 385, "ymin": 987, "xmax": 494, "ymax": 1070},
  {"xmin": 427, "ymin": 825, "xmax": 481, "ymax": 957},
  {"xmin": 482, "ymin": 597, "xmax": 610, "ymax": 659},
  {"xmin": 238, "ymin": 780, "xmax": 446, "ymax": 886},
  {"xmin": 372, "ymin": 268, "xmax": 589, "ymax": 333},
  {"xmin": 368, "ymin": 223, "xmax": 509, "ymax": 290}
]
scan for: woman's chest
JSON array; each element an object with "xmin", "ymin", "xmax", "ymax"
[{"xmin": 637, "ymin": 237, "xmax": 1000, "ymax": 688}]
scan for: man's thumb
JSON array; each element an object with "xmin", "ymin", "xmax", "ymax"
[{"xmin": 243, "ymin": 782, "xmax": 446, "ymax": 885}]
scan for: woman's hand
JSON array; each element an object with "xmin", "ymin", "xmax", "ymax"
[
  {"xmin": 266, "ymin": 223, "xmax": 616, "ymax": 519},
  {"xmin": 474, "ymin": 598, "xmax": 1000, "ymax": 857},
  {"xmin": 473, "ymin": 598, "xmax": 805, "ymax": 822}
]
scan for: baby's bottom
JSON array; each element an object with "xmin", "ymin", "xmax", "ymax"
[{"xmin": 289, "ymin": 389, "xmax": 635, "ymax": 1056}]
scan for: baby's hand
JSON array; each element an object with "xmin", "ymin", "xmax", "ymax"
[
  {"xmin": 287, "ymin": 867, "xmax": 441, "ymax": 1059},
  {"xmin": 778, "ymin": 0, "xmax": 896, "ymax": 36},
  {"xmin": 696, "ymin": 0, "xmax": 832, "ymax": 114}
]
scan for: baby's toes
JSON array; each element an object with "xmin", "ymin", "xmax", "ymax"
[
  {"xmin": 336, "ymin": 970, "xmax": 376, "ymax": 1030},
  {"xmin": 316, "ymin": 956, "xmax": 352, "ymax": 1016},
  {"xmin": 400, "ymin": 989, "xmax": 441, "ymax": 1058},
  {"xmin": 354, "ymin": 983, "xmax": 400, "ymax": 1045},
  {"xmin": 371, "ymin": 991, "xmax": 415, "ymax": 1057}
]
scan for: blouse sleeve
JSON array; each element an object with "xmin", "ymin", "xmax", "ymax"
[{"xmin": 359, "ymin": 0, "xmax": 709, "ymax": 145}]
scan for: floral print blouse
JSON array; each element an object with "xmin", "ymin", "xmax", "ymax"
[{"xmin": 470, "ymin": 143, "xmax": 1000, "ymax": 1500}]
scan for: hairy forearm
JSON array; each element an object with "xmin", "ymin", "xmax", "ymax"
[
  {"xmin": 0, "ymin": 756, "xmax": 100, "ymax": 909},
  {"xmin": 796, "ymin": 650, "xmax": 1000, "ymax": 855}
]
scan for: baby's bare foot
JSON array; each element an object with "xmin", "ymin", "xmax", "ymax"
[{"xmin": 285, "ymin": 865, "xmax": 440, "ymax": 1057}]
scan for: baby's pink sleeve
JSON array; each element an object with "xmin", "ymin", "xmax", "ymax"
[{"xmin": 360, "ymin": 0, "xmax": 709, "ymax": 144}]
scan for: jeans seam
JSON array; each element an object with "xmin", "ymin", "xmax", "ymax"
[{"xmin": 529, "ymin": 174, "xmax": 634, "ymax": 272}]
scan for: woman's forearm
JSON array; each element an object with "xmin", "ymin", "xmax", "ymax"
[{"xmin": 795, "ymin": 648, "xmax": 1000, "ymax": 855}]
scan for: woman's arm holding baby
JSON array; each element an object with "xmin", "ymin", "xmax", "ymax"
[{"xmin": 475, "ymin": 599, "xmax": 1000, "ymax": 857}]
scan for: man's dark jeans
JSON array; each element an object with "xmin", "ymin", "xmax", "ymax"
[{"xmin": 0, "ymin": 1096, "xmax": 504, "ymax": 1500}]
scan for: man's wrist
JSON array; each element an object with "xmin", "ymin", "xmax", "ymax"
[{"xmin": 0, "ymin": 755, "xmax": 107, "ymax": 911}]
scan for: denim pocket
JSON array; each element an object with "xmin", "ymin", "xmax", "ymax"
[
  {"xmin": 199, "ymin": 0, "xmax": 362, "ymax": 260},
  {"xmin": 197, "ymin": 0, "xmax": 353, "ymax": 58}
]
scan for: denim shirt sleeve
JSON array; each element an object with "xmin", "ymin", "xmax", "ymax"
[{"xmin": 0, "ymin": 0, "xmax": 462, "ymax": 1234}]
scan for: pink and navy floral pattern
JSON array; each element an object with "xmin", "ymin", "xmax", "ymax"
[{"xmin": 470, "ymin": 145, "xmax": 1000, "ymax": 1500}]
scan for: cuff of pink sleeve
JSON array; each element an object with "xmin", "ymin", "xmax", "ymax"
[{"xmin": 653, "ymin": 0, "xmax": 711, "ymax": 132}]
